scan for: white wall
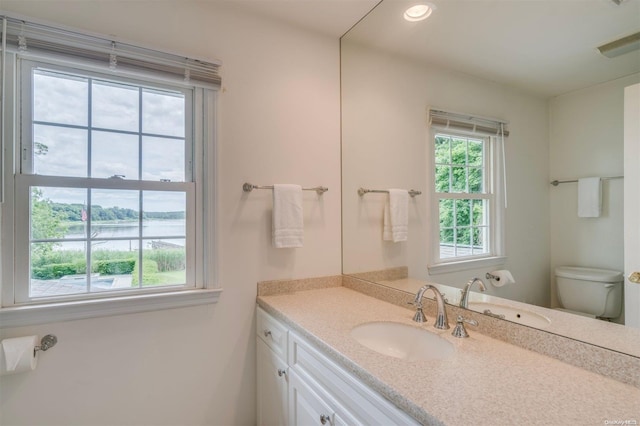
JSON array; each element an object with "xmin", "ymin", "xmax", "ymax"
[
  {"xmin": 549, "ymin": 73, "xmax": 640, "ymax": 313},
  {"xmin": 0, "ymin": 2, "xmax": 342, "ymax": 425},
  {"xmin": 623, "ymin": 83, "xmax": 640, "ymax": 328},
  {"xmin": 341, "ymin": 43, "xmax": 550, "ymax": 306}
]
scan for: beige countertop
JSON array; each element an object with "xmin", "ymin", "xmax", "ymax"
[{"xmin": 258, "ymin": 286, "xmax": 640, "ymax": 426}]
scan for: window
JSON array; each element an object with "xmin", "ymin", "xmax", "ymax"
[
  {"xmin": 428, "ymin": 110, "xmax": 507, "ymax": 273},
  {"xmin": 434, "ymin": 133, "xmax": 490, "ymax": 260},
  {"xmin": 18, "ymin": 63, "xmax": 195, "ymax": 302},
  {"xmin": 1, "ymin": 16, "xmax": 221, "ymax": 326}
]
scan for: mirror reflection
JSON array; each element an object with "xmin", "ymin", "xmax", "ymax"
[{"xmin": 340, "ymin": 0, "xmax": 640, "ymax": 356}]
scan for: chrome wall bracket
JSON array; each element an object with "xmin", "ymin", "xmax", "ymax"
[{"xmin": 34, "ymin": 334, "xmax": 57, "ymax": 353}]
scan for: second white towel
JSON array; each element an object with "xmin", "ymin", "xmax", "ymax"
[
  {"xmin": 272, "ymin": 184, "xmax": 303, "ymax": 248},
  {"xmin": 383, "ymin": 189, "xmax": 409, "ymax": 242},
  {"xmin": 578, "ymin": 177, "xmax": 601, "ymax": 218}
]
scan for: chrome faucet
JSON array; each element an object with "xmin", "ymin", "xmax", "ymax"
[
  {"xmin": 411, "ymin": 285, "xmax": 449, "ymax": 329},
  {"xmin": 459, "ymin": 277, "xmax": 486, "ymax": 309}
]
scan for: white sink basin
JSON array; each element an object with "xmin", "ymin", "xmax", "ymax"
[
  {"xmin": 350, "ymin": 321, "xmax": 455, "ymax": 361},
  {"xmin": 468, "ymin": 302, "xmax": 551, "ymax": 328}
]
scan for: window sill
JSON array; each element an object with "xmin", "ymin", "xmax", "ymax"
[
  {"xmin": 428, "ymin": 256, "xmax": 506, "ymax": 275},
  {"xmin": 0, "ymin": 288, "xmax": 223, "ymax": 328}
]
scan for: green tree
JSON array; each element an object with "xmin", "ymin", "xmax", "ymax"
[
  {"xmin": 435, "ymin": 135, "xmax": 485, "ymax": 250},
  {"xmin": 31, "ymin": 188, "xmax": 68, "ymax": 259},
  {"xmin": 34, "ymin": 141, "xmax": 49, "ymax": 156}
]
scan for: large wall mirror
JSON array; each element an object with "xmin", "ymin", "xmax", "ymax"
[{"xmin": 341, "ymin": 0, "xmax": 640, "ymax": 357}]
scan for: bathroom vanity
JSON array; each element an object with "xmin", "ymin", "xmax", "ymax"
[
  {"xmin": 256, "ymin": 306, "xmax": 419, "ymax": 425},
  {"xmin": 256, "ymin": 281, "xmax": 639, "ymax": 425}
]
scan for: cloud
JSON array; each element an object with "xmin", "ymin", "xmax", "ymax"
[
  {"xmin": 31, "ymin": 67, "xmax": 187, "ymax": 214},
  {"xmin": 34, "ymin": 124, "xmax": 87, "ymax": 177},
  {"xmin": 91, "ymin": 131, "xmax": 139, "ymax": 179},
  {"xmin": 142, "ymin": 136, "xmax": 185, "ymax": 182},
  {"xmin": 142, "ymin": 89, "xmax": 185, "ymax": 137},
  {"xmin": 92, "ymin": 80, "xmax": 139, "ymax": 132},
  {"xmin": 34, "ymin": 71, "xmax": 88, "ymax": 126}
]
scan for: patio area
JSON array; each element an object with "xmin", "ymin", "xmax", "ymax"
[{"xmin": 30, "ymin": 274, "xmax": 134, "ymax": 298}]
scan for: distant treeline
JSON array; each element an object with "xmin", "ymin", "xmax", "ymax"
[{"xmin": 51, "ymin": 203, "xmax": 185, "ymax": 222}]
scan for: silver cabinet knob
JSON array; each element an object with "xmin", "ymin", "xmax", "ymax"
[
  {"xmin": 629, "ymin": 271, "xmax": 640, "ymax": 284},
  {"xmin": 320, "ymin": 414, "xmax": 331, "ymax": 425},
  {"xmin": 277, "ymin": 369, "xmax": 286, "ymax": 377},
  {"xmin": 263, "ymin": 330, "xmax": 272, "ymax": 338}
]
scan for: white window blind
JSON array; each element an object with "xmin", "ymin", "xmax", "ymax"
[
  {"xmin": 0, "ymin": 14, "xmax": 221, "ymax": 326},
  {"xmin": 1, "ymin": 15, "xmax": 221, "ymax": 88},
  {"xmin": 429, "ymin": 108, "xmax": 509, "ymax": 137}
]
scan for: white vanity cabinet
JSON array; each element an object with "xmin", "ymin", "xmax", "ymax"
[
  {"xmin": 256, "ymin": 306, "xmax": 420, "ymax": 426},
  {"xmin": 257, "ymin": 307, "xmax": 289, "ymax": 425}
]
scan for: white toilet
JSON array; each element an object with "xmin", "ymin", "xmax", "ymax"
[{"xmin": 555, "ymin": 266, "xmax": 623, "ymax": 319}]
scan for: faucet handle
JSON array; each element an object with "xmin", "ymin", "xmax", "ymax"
[
  {"xmin": 452, "ymin": 315, "xmax": 478, "ymax": 338},
  {"xmin": 412, "ymin": 308, "xmax": 427, "ymax": 323},
  {"xmin": 408, "ymin": 302, "xmax": 425, "ymax": 322},
  {"xmin": 407, "ymin": 300, "xmax": 422, "ymax": 308},
  {"xmin": 408, "ymin": 300, "xmax": 426, "ymax": 322}
]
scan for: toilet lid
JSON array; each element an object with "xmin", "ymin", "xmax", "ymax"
[{"xmin": 555, "ymin": 266, "xmax": 623, "ymax": 283}]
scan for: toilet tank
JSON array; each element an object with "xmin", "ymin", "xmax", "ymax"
[{"xmin": 555, "ymin": 267, "xmax": 623, "ymax": 318}]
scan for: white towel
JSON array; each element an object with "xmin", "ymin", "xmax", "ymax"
[
  {"xmin": 578, "ymin": 177, "xmax": 602, "ymax": 218},
  {"xmin": 272, "ymin": 184, "xmax": 304, "ymax": 248},
  {"xmin": 383, "ymin": 189, "xmax": 409, "ymax": 242}
]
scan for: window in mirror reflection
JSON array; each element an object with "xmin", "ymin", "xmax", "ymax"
[{"xmin": 434, "ymin": 133, "xmax": 491, "ymax": 260}]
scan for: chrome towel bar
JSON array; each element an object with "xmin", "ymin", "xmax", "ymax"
[
  {"xmin": 358, "ymin": 187, "xmax": 422, "ymax": 198},
  {"xmin": 243, "ymin": 182, "xmax": 328, "ymax": 195},
  {"xmin": 550, "ymin": 176, "xmax": 623, "ymax": 186}
]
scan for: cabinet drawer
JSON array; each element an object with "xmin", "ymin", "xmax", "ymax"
[
  {"xmin": 290, "ymin": 331, "xmax": 420, "ymax": 426},
  {"xmin": 257, "ymin": 306, "xmax": 288, "ymax": 362}
]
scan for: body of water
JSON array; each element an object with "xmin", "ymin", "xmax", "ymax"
[{"xmin": 58, "ymin": 219, "xmax": 185, "ymax": 251}]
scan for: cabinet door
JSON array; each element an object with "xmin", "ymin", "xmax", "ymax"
[
  {"xmin": 289, "ymin": 332, "xmax": 420, "ymax": 425},
  {"xmin": 257, "ymin": 338, "xmax": 288, "ymax": 426},
  {"xmin": 288, "ymin": 369, "xmax": 358, "ymax": 426}
]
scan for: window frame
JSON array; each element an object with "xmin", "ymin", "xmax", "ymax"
[
  {"xmin": 427, "ymin": 128, "xmax": 506, "ymax": 274},
  {"xmin": 0, "ymin": 51, "xmax": 220, "ymax": 327}
]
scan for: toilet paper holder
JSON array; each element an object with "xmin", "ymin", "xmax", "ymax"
[
  {"xmin": 34, "ymin": 334, "xmax": 57, "ymax": 354},
  {"xmin": 485, "ymin": 272, "xmax": 499, "ymax": 281}
]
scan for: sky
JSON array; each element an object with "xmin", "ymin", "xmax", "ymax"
[{"xmin": 31, "ymin": 68, "xmax": 188, "ymax": 212}]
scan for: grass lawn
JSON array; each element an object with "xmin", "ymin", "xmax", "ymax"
[{"xmin": 142, "ymin": 269, "xmax": 186, "ymax": 286}]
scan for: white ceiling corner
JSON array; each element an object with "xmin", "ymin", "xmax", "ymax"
[{"xmin": 220, "ymin": 0, "xmax": 381, "ymax": 38}]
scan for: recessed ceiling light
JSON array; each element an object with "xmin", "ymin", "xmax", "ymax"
[{"xmin": 404, "ymin": 4, "xmax": 435, "ymax": 22}]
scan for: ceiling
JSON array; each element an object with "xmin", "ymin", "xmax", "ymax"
[
  {"xmin": 341, "ymin": 0, "xmax": 640, "ymax": 98},
  {"xmin": 221, "ymin": 0, "xmax": 380, "ymax": 38},
  {"xmin": 228, "ymin": 0, "xmax": 639, "ymax": 98}
]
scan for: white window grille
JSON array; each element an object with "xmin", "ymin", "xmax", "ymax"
[
  {"xmin": 1, "ymin": 15, "xmax": 221, "ymax": 325},
  {"xmin": 428, "ymin": 109, "xmax": 507, "ymax": 273}
]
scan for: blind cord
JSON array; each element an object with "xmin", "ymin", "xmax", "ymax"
[{"xmin": 501, "ymin": 123, "xmax": 508, "ymax": 209}]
